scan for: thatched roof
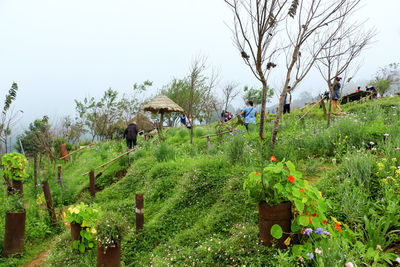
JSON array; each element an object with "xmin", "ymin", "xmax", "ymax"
[
  {"xmin": 142, "ymin": 94, "xmax": 185, "ymax": 114},
  {"xmin": 132, "ymin": 113, "xmax": 155, "ymax": 132}
]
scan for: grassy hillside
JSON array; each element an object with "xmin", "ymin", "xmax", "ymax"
[{"xmin": 1, "ymin": 96, "xmax": 400, "ymax": 266}]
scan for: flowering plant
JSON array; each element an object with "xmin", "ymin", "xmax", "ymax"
[
  {"xmin": 97, "ymin": 212, "xmax": 127, "ymax": 252},
  {"xmin": 1, "ymin": 152, "xmax": 28, "ymax": 181},
  {"xmin": 243, "ymin": 157, "xmax": 332, "ymax": 239},
  {"xmin": 64, "ymin": 202, "xmax": 100, "ymax": 253}
]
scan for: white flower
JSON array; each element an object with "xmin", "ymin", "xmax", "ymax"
[
  {"xmin": 370, "ymin": 141, "xmax": 375, "ymax": 145},
  {"xmin": 315, "ymin": 248, "xmax": 322, "ymax": 254},
  {"xmin": 396, "ymin": 257, "xmax": 400, "ymax": 264},
  {"xmin": 376, "ymin": 245, "xmax": 382, "ymax": 251},
  {"xmin": 384, "ymin": 133, "xmax": 389, "ymax": 137},
  {"xmin": 345, "ymin": 262, "xmax": 354, "ymax": 267}
]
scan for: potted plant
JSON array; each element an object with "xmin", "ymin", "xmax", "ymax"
[
  {"xmin": 1, "ymin": 152, "xmax": 28, "ymax": 256},
  {"xmin": 64, "ymin": 202, "xmax": 100, "ymax": 252},
  {"xmin": 243, "ymin": 156, "xmax": 331, "ymax": 248},
  {"xmin": 96, "ymin": 212, "xmax": 127, "ymax": 267}
]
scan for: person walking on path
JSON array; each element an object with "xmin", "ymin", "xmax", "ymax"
[
  {"xmin": 332, "ymin": 77, "xmax": 343, "ymax": 114},
  {"xmin": 123, "ymin": 121, "xmax": 138, "ymax": 150},
  {"xmin": 283, "ymin": 86, "xmax": 292, "ymax": 114},
  {"xmin": 241, "ymin": 101, "xmax": 258, "ymax": 131}
]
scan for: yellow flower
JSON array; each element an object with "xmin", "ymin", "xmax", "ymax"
[
  {"xmin": 284, "ymin": 237, "xmax": 291, "ymax": 246},
  {"xmin": 68, "ymin": 207, "xmax": 74, "ymax": 213},
  {"xmin": 382, "ymin": 158, "xmax": 387, "ymax": 162},
  {"xmin": 73, "ymin": 208, "xmax": 79, "ymax": 214},
  {"xmin": 392, "ymin": 158, "xmax": 397, "ymax": 162},
  {"xmin": 331, "ymin": 217, "xmax": 341, "ymax": 225},
  {"xmin": 91, "ymin": 228, "xmax": 97, "ymax": 234},
  {"xmin": 63, "ymin": 212, "xmax": 67, "ymax": 218},
  {"xmin": 319, "ymin": 191, "xmax": 323, "ymax": 197}
]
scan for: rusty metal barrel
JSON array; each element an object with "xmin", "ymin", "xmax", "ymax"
[
  {"xmin": 3, "ymin": 211, "xmax": 26, "ymax": 256},
  {"xmin": 71, "ymin": 222, "xmax": 82, "ymax": 241},
  {"xmin": 258, "ymin": 201, "xmax": 291, "ymax": 249},
  {"xmin": 97, "ymin": 243, "xmax": 121, "ymax": 267}
]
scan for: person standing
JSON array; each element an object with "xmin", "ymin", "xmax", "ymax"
[
  {"xmin": 123, "ymin": 121, "xmax": 138, "ymax": 150},
  {"xmin": 179, "ymin": 113, "xmax": 187, "ymax": 128},
  {"xmin": 332, "ymin": 77, "xmax": 343, "ymax": 114},
  {"xmin": 241, "ymin": 101, "xmax": 258, "ymax": 131},
  {"xmin": 283, "ymin": 86, "xmax": 292, "ymax": 114}
]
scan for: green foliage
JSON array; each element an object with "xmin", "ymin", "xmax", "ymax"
[
  {"xmin": 153, "ymin": 143, "xmax": 176, "ymax": 162},
  {"xmin": 243, "ymin": 85, "xmax": 273, "ymax": 105},
  {"xmin": 225, "ymin": 135, "xmax": 246, "ymax": 165},
  {"xmin": 65, "ymin": 203, "xmax": 100, "ymax": 253},
  {"xmin": 5, "ymin": 193, "xmax": 25, "ymax": 213},
  {"xmin": 1, "ymin": 152, "xmax": 28, "ymax": 181},
  {"xmin": 97, "ymin": 212, "xmax": 128, "ymax": 251}
]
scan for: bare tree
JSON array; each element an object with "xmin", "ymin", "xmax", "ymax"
[
  {"xmin": 270, "ymin": 0, "xmax": 361, "ymax": 151},
  {"xmin": 188, "ymin": 56, "xmax": 207, "ymax": 144},
  {"xmin": 224, "ymin": 0, "xmax": 289, "ymax": 140},
  {"xmin": 221, "ymin": 82, "xmax": 240, "ymax": 113},
  {"xmin": 316, "ymin": 21, "xmax": 376, "ymax": 127}
]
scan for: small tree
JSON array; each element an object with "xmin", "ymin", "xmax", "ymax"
[
  {"xmin": 374, "ymin": 63, "xmax": 400, "ymax": 96},
  {"xmin": 243, "ymin": 85, "xmax": 274, "ymax": 106}
]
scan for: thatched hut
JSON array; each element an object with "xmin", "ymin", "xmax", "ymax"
[
  {"xmin": 142, "ymin": 95, "xmax": 184, "ymax": 130},
  {"xmin": 132, "ymin": 113, "xmax": 155, "ymax": 132}
]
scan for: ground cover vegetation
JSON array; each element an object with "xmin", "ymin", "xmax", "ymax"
[{"xmin": 1, "ymin": 95, "xmax": 400, "ymax": 266}]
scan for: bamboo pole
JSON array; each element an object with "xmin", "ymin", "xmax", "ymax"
[
  {"xmin": 298, "ymin": 99, "xmax": 324, "ymax": 122},
  {"xmin": 81, "ymin": 149, "xmax": 134, "ymax": 176},
  {"xmin": 199, "ymin": 129, "xmax": 235, "ymax": 139},
  {"xmin": 59, "ymin": 143, "xmax": 93, "ymax": 160}
]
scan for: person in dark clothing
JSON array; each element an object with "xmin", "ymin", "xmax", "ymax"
[
  {"xmin": 123, "ymin": 122, "xmax": 138, "ymax": 150},
  {"xmin": 332, "ymin": 77, "xmax": 343, "ymax": 114},
  {"xmin": 283, "ymin": 86, "xmax": 292, "ymax": 114}
]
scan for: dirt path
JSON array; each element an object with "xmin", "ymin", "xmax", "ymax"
[{"xmin": 24, "ymin": 249, "xmax": 49, "ymax": 267}]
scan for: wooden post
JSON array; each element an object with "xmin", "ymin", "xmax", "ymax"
[
  {"xmin": 42, "ymin": 181, "xmax": 57, "ymax": 225},
  {"xmin": 135, "ymin": 194, "xmax": 144, "ymax": 233},
  {"xmin": 57, "ymin": 166, "xmax": 62, "ymax": 185},
  {"xmin": 206, "ymin": 136, "xmax": 210, "ymax": 154},
  {"xmin": 89, "ymin": 171, "xmax": 95, "ymax": 197},
  {"xmin": 33, "ymin": 155, "xmax": 38, "ymax": 186}
]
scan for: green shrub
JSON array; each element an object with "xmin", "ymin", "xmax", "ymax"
[
  {"xmin": 154, "ymin": 143, "xmax": 176, "ymax": 162},
  {"xmin": 225, "ymin": 136, "xmax": 246, "ymax": 165}
]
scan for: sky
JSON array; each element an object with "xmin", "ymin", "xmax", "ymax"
[{"xmin": 0, "ymin": 0, "xmax": 400, "ymax": 134}]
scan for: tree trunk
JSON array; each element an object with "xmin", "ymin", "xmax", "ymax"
[
  {"xmin": 270, "ymin": 91, "xmax": 287, "ymax": 152},
  {"xmin": 258, "ymin": 80, "xmax": 268, "ymax": 140}
]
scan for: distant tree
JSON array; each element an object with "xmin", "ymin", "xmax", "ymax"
[
  {"xmin": 221, "ymin": 82, "xmax": 240, "ymax": 114},
  {"xmin": 374, "ymin": 63, "xmax": 400, "ymax": 96},
  {"xmin": 315, "ymin": 21, "xmax": 376, "ymax": 127},
  {"xmin": 0, "ymin": 82, "xmax": 20, "ymax": 155},
  {"xmin": 243, "ymin": 86, "xmax": 273, "ymax": 106}
]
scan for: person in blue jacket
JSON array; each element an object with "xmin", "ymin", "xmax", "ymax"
[{"xmin": 241, "ymin": 101, "xmax": 258, "ymax": 131}]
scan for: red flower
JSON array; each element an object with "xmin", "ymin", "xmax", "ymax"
[
  {"xmin": 288, "ymin": 175, "xmax": 295, "ymax": 183},
  {"xmin": 255, "ymin": 172, "xmax": 261, "ymax": 175},
  {"xmin": 301, "ymin": 228, "xmax": 305, "ymax": 234},
  {"xmin": 312, "ymin": 213, "xmax": 317, "ymax": 217},
  {"xmin": 308, "ymin": 217, "xmax": 312, "ymax": 225},
  {"xmin": 335, "ymin": 223, "xmax": 341, "ymax": 231},
  {"xmin": 300, "ymin": 188, "xmax": 304, "ymax": 193},
  {"xmin": 323, "ymin": 220, "xmax": 327, "ymax": 225},
  {"xmin": 270, "ymin": 156, "xmax": 277, "ymax": 162}
]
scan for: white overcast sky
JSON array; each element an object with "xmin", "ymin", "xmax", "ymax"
[{"xmin": 0, "ymin": 0, "xmax": 399, "ymax": 132}]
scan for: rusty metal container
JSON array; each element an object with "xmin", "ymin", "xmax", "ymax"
[
  {"xmin": 258, "ymin": 201, "xmax": 291, "ymax": 248},
  {"xmin": 3, "ymin": 211, "xmax": 26, "ymax": 256},
  {"xmin": 71, "ymin": 222, "xmax": 82, "ymax": 241},
  {"xmin": 97, "ymin": 243, "xmax": 121, "ymax": 267},
  {"xmin": 60, "ymin": 143, "xmax": 69, "ymax": 161}
]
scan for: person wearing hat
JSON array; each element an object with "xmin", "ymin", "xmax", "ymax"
[
  {"xmin": 123, "ymin": 121, "xmax": 138, "ymax": 150},
  {"xmin": 332, "ymin": 77, "xmax": 343, "ymax": 114}
]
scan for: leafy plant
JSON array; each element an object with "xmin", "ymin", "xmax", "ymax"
[
  {"xmin": 154, "ymin": 143, "xmax": 175, "ymax": 162},
  {"xmin": 5, "ymin": 193, "xmax": 24, "ymax": 213},
  {"xmin": 64, "ymin": 203, "xmax": 100, "ymax": 253},
  {"xmin": 97, "ymin": 212, "xmax": 127, "ymax": 251},
  {"xmin": 1, "ymin": 152, "xmax": 28, "ymax": 181}
]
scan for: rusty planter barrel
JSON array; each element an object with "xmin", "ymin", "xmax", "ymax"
[
  {"xmin": 71, "ymin": 222, "xmax": 82, "ymax": 241},
  {"xmin": 135, "ymin": 194, "xmax": 144, "ymax": 233},
  {"xmin": 258, "ymin": 201, "xmax": 291, "ymax": 249},
  {"xmin": 3, "ymin": 211, "xmax": 26, "ymax": 256},
  {"xmin": 97, "ymin": 243, "xmax": 121, "ymax": 267}
]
